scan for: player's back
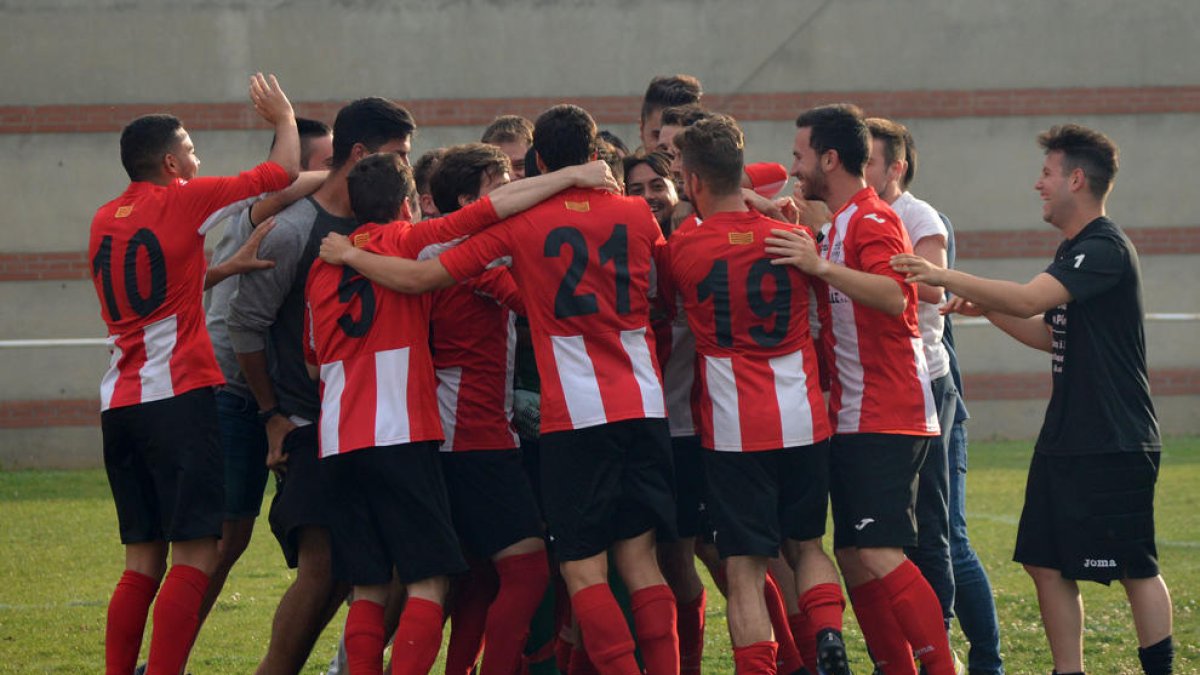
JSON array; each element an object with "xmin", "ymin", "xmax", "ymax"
[{"xmin": 305, "ymin": 221, "xmax": 442, "ymax": 455}]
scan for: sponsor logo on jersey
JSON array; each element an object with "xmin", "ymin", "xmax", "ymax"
[
  {"xmin": 353, "ymin": 233, "xmax": 371, "ymax": 248},
  {"xmin": 863, "ymin": 213, "xmax": 886, "ymax": 224}
]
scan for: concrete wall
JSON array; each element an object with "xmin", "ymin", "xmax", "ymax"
[{"xmin": 2, "ymin": 0, "xmax": 1198, "ymax": 468}]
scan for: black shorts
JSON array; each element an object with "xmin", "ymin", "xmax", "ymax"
[
  {"xmin": 540, "ymin": 418, "xmax": 677, "ymax": 562},
  {"xmin": 326, "ymin": 442, "xmax": 468, "ymax": 586},
  {"xmin": 1014, "ymin": 451, "xmax": 1161, "ymax": 584},
  {"xmin": 703, "ymin": 441, "xmax": 830, "ymax": 559},
  {"xmin": 672, "ymin": 435, "xmax": 707, "ymax": 538},
  {"xmin": 102, "ymin": 387, "xmax": 223, "ymax": 544},
  {"xmin": 442, "ymin": 449, "xmax": 544, "ymax": 559},
  {"xmin": 830, "ymin": 433, "xmax": 930, "ymax": 550},
  {"xmin": 267, "ymin": 425, "xmax": 330, "ymax": 568}
]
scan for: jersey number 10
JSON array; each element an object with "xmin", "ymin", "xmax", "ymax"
[{"xmin": 91, "ymin": 229, "xmax": 168, "ymax": 321}]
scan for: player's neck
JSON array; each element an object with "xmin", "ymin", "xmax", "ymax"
[
  {"xmin": 824, "ymin": 175, "xmax": 868, "ymax": 215},
  {"xmin": 880, "ymin": 182, "xmax": 903, "ymax": 204},
  {"xmin": 311, "ymin": 170, "xmax": 353, "ymax": 218},
  {"xmin": 694, "ymin": 192, "xmax": 748, "ymax": 219},
  {"xmin": 1057, "ymin": 202, "xmax": 1106, "ymax": 240}
]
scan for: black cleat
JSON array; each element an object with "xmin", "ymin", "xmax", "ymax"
[{"xmin": 816, "ymin": 627, "xmax": 853, "ymax": 675}]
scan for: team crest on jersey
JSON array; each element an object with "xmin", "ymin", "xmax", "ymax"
[
  {"xmin": 114, "ymin": 205, "xmax": 133, "ymax": 218},
  {"xmin": 728, "ymin": 231, "xmax": 754, "ymax": 245},
  {"xmin": 564, "ymin": 200, "xmax": 590, "ymax": 213},
  {"xmin": 352, "ymin": 233, "xmax": 371, "ymax": 248},
  {"xmin": 863, "ymin": 213, "xmax": 886, "ymax": 224}
]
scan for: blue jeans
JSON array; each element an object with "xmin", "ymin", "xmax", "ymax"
[
  {"xmin": 948, "ymin": 423, "xmax": 1005, "ymax": 674},
  {"xmin": 216, "ymin": 389, "xmax": 269, "ymax": 519}
]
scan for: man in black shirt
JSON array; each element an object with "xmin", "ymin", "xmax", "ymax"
[{"xmin": 890, "ymin": 124, "xmax": 1173, "ymax": 675}]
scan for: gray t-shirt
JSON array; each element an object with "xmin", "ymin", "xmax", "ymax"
[
  {"xmin": 226, "ymin": 196, "xmax": 357, "ymax": 422},
  {"xmin": 204, "ymin": 206, "xmax": 256, "ymax": 401}
]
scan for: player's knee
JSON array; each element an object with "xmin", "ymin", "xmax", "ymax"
[
  {"xmin": 407, "ymin": 575, "xmax": 449, "ymax": 605},
  {"xmin": 1022, "ymin": 563, "xmax": 1061, "ymax": 585}
]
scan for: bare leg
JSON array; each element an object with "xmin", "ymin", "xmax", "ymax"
[
  {"xmin": 1121, "ymin": 575, "xmax": 1173, "ymax": 647},
  {"xmin": 1024, "ymin": 564, "xmax": 1084, "ymax": 673}
]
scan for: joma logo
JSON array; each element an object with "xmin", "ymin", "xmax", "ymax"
[{"xmin": 1083, "ymin": 558, "xmax": 1116, "ymax": 568}]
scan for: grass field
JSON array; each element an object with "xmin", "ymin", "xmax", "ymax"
[{"xmin": 1, "ymin": 437, "xmax": 1197, "ymax": 674}]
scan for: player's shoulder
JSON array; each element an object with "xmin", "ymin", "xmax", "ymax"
[{"xmin": 849, "ymin": 190, "xmax": 903, "ymax": 229}]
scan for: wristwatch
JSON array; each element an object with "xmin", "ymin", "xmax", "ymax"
[{"xmin": 257, "ymin": 406, "xmax": 285, "ymax": 424}]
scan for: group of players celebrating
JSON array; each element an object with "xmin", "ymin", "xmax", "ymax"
[{"xmin": 90, "ymin": 72, "xmax": 1174, "ymax": 675}]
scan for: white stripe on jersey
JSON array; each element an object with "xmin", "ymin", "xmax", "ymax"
[
  {"xmin": 319, "ymin": 361, "xmax": 345, "ymax": 458},
  {"xmin": 704, "ymin": 355, "xmax": 742, "ymax": 452},
  {"xmin": 551, "ymin": 334, "xmax": 606, "ymax": 428},
  {"xmin": 665, "ymin": 312, "xmax": 697, "ymax": 437},
  {"xmin": 912, "ymin": 336, "xmax": 941, "ymax": 433},
  {"xmin": 99, "ymin": 337, "xmax": 121, "ymax": 411},
  {"xmin": 827, "ymin": 206, "xmax": 865, "ymax": 433},
  {"xmin": 374, "ymin": 347, "xmax": 411, "ymax": 446},
  {"xmin": 139, "ymin": 315, "xmax": 178, "ymax": 404},
  {"xmin": 771, "ymin": 350, "xmax": 816, "ymax": 447},
  {"xmin": 620, "ymin": 327, "xmax": 666, "ymax": 419},
  {"xmin": 503, "ymin": 312, "xmax": 519, "ymax": 445},
  {"xmin": 436, "ymin": 366, "xmax": 463, "ymax": 452}
]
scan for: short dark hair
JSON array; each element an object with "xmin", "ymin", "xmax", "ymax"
[
  {"xmin": 522, "ymin": 146, "xmax": 541, "ymax": 178},
  {"xmin": 533, "ymin": 104, "xmax": 596, "ymax": 172},
  {"xmin": 481, "ymin": 115, "xmax": 534, "ymax": 146},
  {"xmin": 430, "ymin": 143, "xmax": 511, "ymax": 215},
  {"xmin": 598, "ymin": 130, "xmax": 629, "ymax": 157},
  {"xmin": 641, "ymin": 75, "xmax": 703, "ymax": 122},
  {"xmin": 412, "ymin": 148, "xmax": 446, "ymax": 197},
  {"xmin": 347, "ymin": 152, "xmax": 414, "ymax": 225},
  {"xmin": 120, "ymin": 114, "xmax": 183, "ymax": 181},
  {"xmin": 660, "ymin": 104, "xmax": 712, "ymax": 129},
  {"xmin": 901, "ymin": 127, "xmax": 919, "ymax": 189},
  {"xmin": 673, "ymin": 114, "xmax": 745, "ymax": 196},
  {"xmin": 1037, "ymin": 124, "xmax": 1119, "ymax": 199},
  {"xmin": 595, "ymin": 140, "xmax": 625, "ymax": 187},
  {"xmin": 795, "ymin": 103, "xmax": 870, "ymax": 177},
  {"xmin": 865, "ymin": 117, "xmax": 908, "ymax": 172},
  {"xmin": 331, "ymin": 97, "xmax": 416, "ymax": 169},
  {"xmin": 271, "ymin": 117, "xmax": 332, "ymax": 169},
  {"xmin": 623, "ymin": 151, "xmax": 672, "ymax": 182}
]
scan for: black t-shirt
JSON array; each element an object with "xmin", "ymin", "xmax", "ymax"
[{"xmin": 1036, "ymin": 217, "xmax": 1160, "ymax": 455}]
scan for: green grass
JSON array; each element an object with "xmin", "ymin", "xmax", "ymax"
[{"xmin": 0, "ymin": 438, "xmax": 1197, "ymax": 673}]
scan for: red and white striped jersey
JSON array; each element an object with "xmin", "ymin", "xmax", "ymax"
[
  {"xmin": 817, "ymin": 187, "xmax": 938, "ymax": 436},
  {"xmin": 304, "ymin": 197, "xmax": 501, "ymax": 457},
  {"xmin": 666, "ymin": 209, "xmax": 830, "ymax": 452},
  {"xmin": 89, "ymin": 162, "xmax": 290, "ymax": 411},
  {"xmin": 440, "ymin": 187, "xmax": 667, "ymax": 434},
  {"xmin": 430, "ymin": 267, "xmax": 522, "ymax": 452}
]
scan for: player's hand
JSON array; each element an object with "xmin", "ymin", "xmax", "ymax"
[
  {"xmin": 265, "ymin": 414, "xmax": 297, "ymax": 475},
  {"xmin": 941, "ymin": 295, "xmax": 986, "ymax": 317},
  {"xmin": 776, "ymin": 197, "xmax": 801, "ymax": 225},
  {"xmin": 568, "ymin": 160, "xmax": 621, "ymax": 193},
  {"xmin": 741, "ymin": 188, "xmax": 785, "ymax": 222},
  {"xmin": 891, "ymin": 253, "xmax": 946, "ymax": 286},
  {"xmin": 793, "ymin": 198, "xmax": 832, "ymax": 228},
  {"xmin": 319, "ymin": 232, "xmax": 354, "ymax": 266},
  {"xmin": 224, "ymin": 217, "xmax": 277, "ymax": 275},
  {"xmin": 766, "ymin": 227, "xmax": 826, "ymax": 275},
  {"xmin": 249, "ymin": 73, "xmax": 295, "ymax": 125}
]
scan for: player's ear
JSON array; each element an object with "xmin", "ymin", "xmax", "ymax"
[
  {"xmin": 161, "ymin": 152, "xmax": 178, "ymax": 177},
  {"xmin": 821, "ymin": 148, "xmax": 838, "ymax": 172},
  {"xmin": 458, "ymin": 194, "xmax": 476, "ymax": 209}
]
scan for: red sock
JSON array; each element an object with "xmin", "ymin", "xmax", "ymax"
[
  {"xmin": 848, "ymin": 580, "xmax": 916, "ymax": 675},
  {"xmin": 764, "ymin": 574, "xmax": 803, "ymax": 674},
  {"xmin": 677, "ymin": 589, "xmax": 706, "ymax": 675},
  {"xmin": 630, "ymin": 584, "xmax": 678, "ymax": 675},
  {"xmin": 570, "ymin": 584, "xmax": 639, "ymax": 675},
  {"xmin": 733, "ymin": 640, "xmax": 779, "ymax": 675},
  {"xmin": 879, "ymin": 560, "xmax": 954, "ymax": 675},
  {"xmin": 481, "ymin": 550, "xmax": 550, "ymax": 675},
  {"xmin": 391, "ymin": 597, "xmax": 445, "ymax": 675},
  {"xmin": 106, "ymin": 570, "xmax": 158, "ymax": 675},
  {"xmin": 446, "ymin": 562, "xmax": 498, "ymax": 675},
  {"xmin": 568, "ymin": 644, "xmax": 601, "ymax": 675},
  {"xmin": 346, "ymin": 599, "xmax": 386, "ymax": 675},
  {"xmin": 146, "ymin": 565, "xmax": 209, "ymax": 675},
  {"xmin": 787, "ymin": 611, "xmax": 815, "ymax": 674}
]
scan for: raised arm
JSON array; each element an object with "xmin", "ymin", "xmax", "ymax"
[
  {"xmin": 767, "ymin": 227, "xmax": 907, "ymax": 316},
  {"xmin": 249, "ymin": 171, "xmax": 328, "ymax": 226},
  {"xmin": 250, "ymin": 73, "xmax": 299, "ymax": 180}
]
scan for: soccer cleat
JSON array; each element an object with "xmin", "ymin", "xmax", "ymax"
[{"xmin": 815, "ymin": 628, "xmax": 853, "ymax": 675}]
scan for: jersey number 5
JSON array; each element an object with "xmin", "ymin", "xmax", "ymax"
[
  {"xmin": 91, "ymin": 229, "xmax": 168, "ymax": 321},
  {"xmin": 544, "ymin": 224, "xmax": 631, "ymax": 319},
  {"xmin": 696, "ymin": 258, "xmax": 792, "ymax": 348},
  {"xmin": 337, "ymin": 266, "xmax": 376, "ymax": 337}
]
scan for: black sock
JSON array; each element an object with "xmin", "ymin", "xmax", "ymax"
[{"xmin": 1138, "ymin": 635, "xmax": 1174, "ymax": 675}]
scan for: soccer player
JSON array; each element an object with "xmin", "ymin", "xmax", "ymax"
[
  {"xmin": 193, "ymin": 117, "xmax": 334, "ymax": 648},
  {"xmin": 227, "ymin": 97, "xmax": 417, "ymax": 675},
  {"xmin": 425, "ymin": 143, "xmax": 550, "ymax": 675},
  {"xmin": 638, "ymin": 74, "xmax": 703, "ymax": 153},
  {"xmin": 891, "ymin": 124, "xmax": 1174, "ymax": 675},
  {"xmin": 321, "ymin": 104, "xmax": 679, "ymax": 675},
  {"xmin": 863, "ymin": 117, "xmax": 957, "ymax": 638},
  {"xmin": 92, "ymin": 73, "xmax": 298, "ymax": 675},
  {"xmin": 481, "ymin": 114, "xmax": 534, "ymax": 178},
  {"xmin": 765, "ymin": 103, "xmax": 952, "ymax": 675},
  {"xmin": 412, "ymin": 147, "xmax": 447, "ymax": 219},
  {"xmin": 623, "ymin": 152, "xmax": 678, "ymax": 231},
  {"xmin": 306, "ymin": 151, "xmax": 614, "ymax": 675},
  {"xmin": 665, "ymin": 114, "xmax": 848, "ymax": 675}
]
